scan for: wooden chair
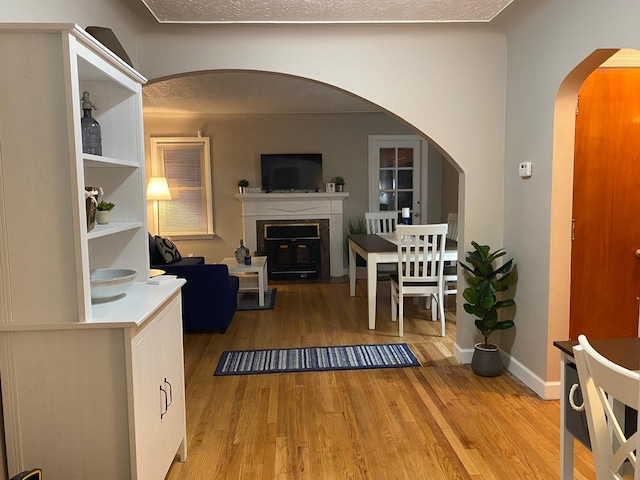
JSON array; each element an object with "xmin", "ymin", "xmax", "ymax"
[
  {"xmin": 572, "ymin": 334, "xmax": 639, "ymax": 479},
  {"xmin": 390, "ymin": 223, "xmax": 448, "ymax": 337},
  {"xmin": 365, "ymin": 211, "xmax": 398, "ymax": 234},
  {"xmin": 443, "ymin": 213, "xmax": 458, "ymax": 297}
]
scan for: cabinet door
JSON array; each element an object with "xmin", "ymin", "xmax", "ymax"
[{"xmin": 130, "ymin": 295, "xmax": 186, "ymax": 479}]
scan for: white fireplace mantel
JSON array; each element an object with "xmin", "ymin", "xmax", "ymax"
[{"xmin": 235, "ymin": 192, "xmax": 349, "ymax": 277}]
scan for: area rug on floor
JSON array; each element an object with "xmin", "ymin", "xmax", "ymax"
[
  {"xmin": 214, "ymin": 343, "xmax": 420, "ymax": 376},
  {"xmin": 236, "ymin": 288, "xmax": 277, "ymax": 311}
]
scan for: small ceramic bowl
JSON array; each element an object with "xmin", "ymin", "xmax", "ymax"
[{"xmin": 90, "ymin": 268, "xmax": 136, "ymax": 300}]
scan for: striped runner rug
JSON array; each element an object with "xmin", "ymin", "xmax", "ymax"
[{"xmin": 214, "ymin": 343, "xmax": 420, "ymax": 376}]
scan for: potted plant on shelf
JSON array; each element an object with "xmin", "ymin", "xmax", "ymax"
[
  {"xmin": 96, "ymin": 201, "xmax": 115, "ymax": 225},
  {"xmin": 238, "ymin": 179, "xmax": 249, "ymax": 194},
  {"xmin": 335, "ymin": 176, "xmax": 345, "ymax": 192},
  {"xmin": 459, "ymin": 241, "xmax": 517, "ymax": 377}
]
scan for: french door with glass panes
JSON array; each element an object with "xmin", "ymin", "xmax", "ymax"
[{"xmin": 368, "ymin": 136, "xmax": 421, "ymax": 224}]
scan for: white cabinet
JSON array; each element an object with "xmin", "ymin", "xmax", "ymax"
[
  {"xmin": 0, "ymin": 24, "xmax": 187, "ymax": 479},
  {"xmin": 130, "ymin": 296, "xmax": 187, "ymax": 479}
]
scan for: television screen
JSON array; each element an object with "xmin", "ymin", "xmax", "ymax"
[{"xmin": 261, "ymin": 153, "xmax": 323, "ymax": 192}]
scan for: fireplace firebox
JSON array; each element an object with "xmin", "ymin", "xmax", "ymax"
[{"xmin": 264, "ymin": 223, "xmax": 321, "ymax": 280}]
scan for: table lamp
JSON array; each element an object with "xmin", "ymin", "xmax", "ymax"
[{"xmin": 147, "ymin": 176, "xmax": 172, "ymax": 235}]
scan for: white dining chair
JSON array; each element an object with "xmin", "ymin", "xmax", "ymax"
[
  {"xmin": 390, "ymin": 223, "xmax": 448, "ymax": 337},
  {"xmin": 573, "ymin": 334, "xmax": 639, "ymax": 479},
  {"xmin": 365, "ymin": 211, "xmax": 398, "ymax": 234},
  {"xmin": 443, "ymin": 212, "xmax": 458, "ymax": 297}
]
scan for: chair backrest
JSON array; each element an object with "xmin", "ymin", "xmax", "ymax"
[
  {"xmin": 573, "ymin": 334, "xmax": 639, "ymax": 479},
  {"xmin": 446, "ymin": 213, "xmax": 458, "ymax": 241},
  {"xmin": 395, "ymin": 224, "xmax": 448, "ymax": 289},
  {"xmin": 365, "ymin": 211, "xmax": 398, "ymax": 234}
]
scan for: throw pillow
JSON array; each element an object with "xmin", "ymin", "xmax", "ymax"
[{"xmin": 155, "ymin": 235, "xmax": 182, "ymax": 264}]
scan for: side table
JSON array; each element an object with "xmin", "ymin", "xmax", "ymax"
[{"xmin": 220, "ymin": 256, "xmax": 269, "ymax": 306}]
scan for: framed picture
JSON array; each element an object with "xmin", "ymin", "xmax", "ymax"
[{"xmin": 326, "ymin": 182, "xmax": 335, "ymax": 193}]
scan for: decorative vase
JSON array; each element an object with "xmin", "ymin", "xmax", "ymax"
[
  {"xmin": 80, "ymin": 91, "xmax": 102, "ymax": 155},
  {"xmin": 96, "ymin": 210, "xmax": 111, "ymax": 224},
  {"xmin": 471, "ymin": 343, "xmax": 503, "ymax": 377},
  {"xmin": 336, "ymin": 184, "xmax": 344, "ymax": 192},
  {"xmin": 234, "ymin": 239, "xmax": 250, "ymax": 263}
]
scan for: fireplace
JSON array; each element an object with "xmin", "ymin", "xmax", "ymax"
[
  {"xmin": 235, "ymin": 192, "xmax": 349, "ymax": 277},
  {"xmin": 264, "ymin": 223, "xmax": 321, "ymax": 279}
]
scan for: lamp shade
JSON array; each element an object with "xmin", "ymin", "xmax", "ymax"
[{"xmin": 146, "ymin": 176, "xmax": 172, "ymax": 201}]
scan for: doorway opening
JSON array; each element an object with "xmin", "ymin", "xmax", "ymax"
[{"xmin": 549, "ymin": 48, "xmax": 640, "ymax": 357}]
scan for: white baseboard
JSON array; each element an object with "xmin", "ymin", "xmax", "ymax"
[{"xmin": 453, "ymin": 343, "xmax": 561, "ymax": 400}]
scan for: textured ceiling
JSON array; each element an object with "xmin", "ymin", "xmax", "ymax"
[
  {"xmin": 143, "ymin": 72, "xmax": 382, "ymax": 115},
  {"xmin": 140, "ymin": 0, "xmax": 514, "ymax": 24}
]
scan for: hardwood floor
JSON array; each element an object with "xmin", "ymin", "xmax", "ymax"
[{"xmin": 167, "ymin": 280, "xmax": 596, "ymax": 479}]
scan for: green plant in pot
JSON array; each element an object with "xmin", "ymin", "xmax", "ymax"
[
  {"xmin": 335, "ymin": 176, "xmax": 345, "ymax": 192},
  {"xmin": 96, "ymin": 201, "xmax": 115, "ymax": 225},
  {"xmin": 459, "ymin": 241, "xmax": 517, "ymax": 377},
  {"xmin": 238, "ymin": 179, "xmax": 249, "ymax": 194}
]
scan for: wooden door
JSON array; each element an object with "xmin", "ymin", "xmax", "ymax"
[{"xmin": 570, "ymin": 68, "xmax": 640, "ymax": 339}]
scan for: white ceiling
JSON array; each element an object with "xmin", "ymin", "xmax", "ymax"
[
  {"xmin": 140, "ymin": 0, "xmax": 514, "ymax": 24},
  {"xmin": 141, "ymin": 0, "xmax": 516, "ymax": 115}
]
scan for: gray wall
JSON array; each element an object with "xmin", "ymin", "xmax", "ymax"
[
  {"xmin": 496, "ymin": 0, "xmax": 640, "ymax": 389},
  {"xmin": 144, "ymin": 112, "xmax": 422, "ymax": 263}
]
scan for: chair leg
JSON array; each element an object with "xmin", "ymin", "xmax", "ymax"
[
  {"xmin": 431, "ymin": 298, "xmax": 437, "ymax": 322},
  {"xmin": 391, "ymin": 284, "xmax": 397, "ymax": 322},
  {"xmin": 398, "ymin": 294, "xmax": 404, "ymax": 337},
  {"xmin": 436, "ymin": 293, "xmax": 446, "ymax": 337}
]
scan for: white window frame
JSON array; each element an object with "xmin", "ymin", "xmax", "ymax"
[{"xmin": 149, "ymin": 136, "xmax": 214, "ymax": 239}]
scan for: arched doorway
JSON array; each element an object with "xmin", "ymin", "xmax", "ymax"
[
  {"xmin": 548, "ymin": 48, "xmax": 640, "ymax": 378},
  {"xmin": 142, "ymin": 69, "xmax": 462, "ymax": 291}
]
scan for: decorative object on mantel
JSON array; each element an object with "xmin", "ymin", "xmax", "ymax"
[
  {"xmin": 334, "ymin": 176, "xmax": 345, "ymax": 192},
  {"xmin": 146, "ymin": 176, "xmax": 172, "ymax": 235},
  {"xmin": 325, "ymin": 182, "xmax": 336, "ymax": 193},
  {"xmin": 80, "ymin": 91, "xmax": 102, "ymax": 155},
  {"xmin": 235, "ymin": 239, "xmax": 250, "ymax": 263},
  {"xmin": 460, "ymin": 241, "xmax": 517, "ymax": 377},
  {"xmin": 238, "ymin": 179, "xmax": 249, "ymax": 194},
  {"xmin": 96, "ymin": 200, "xmax": 115, "ymax": 224}
]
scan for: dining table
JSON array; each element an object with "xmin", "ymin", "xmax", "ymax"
[{"xmin": 348, "ymin": 233, "xmax": 458, "ymax": 329}]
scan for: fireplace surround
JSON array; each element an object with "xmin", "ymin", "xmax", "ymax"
[{"xmin": 235, "ymin": 192, "xmax": 349, "ymax": 277}]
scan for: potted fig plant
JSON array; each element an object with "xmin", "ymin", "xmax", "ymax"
[
  {"xmin": 238, "ymin": 179, "xmax": 249, "ymax": 194},
  {"xmin": 96, "ymin": 200, "xmax": 115, "ymax": 225},
  {"xmin": 459, "ymin": 241, "xmax": 517, "ymax": 377}
]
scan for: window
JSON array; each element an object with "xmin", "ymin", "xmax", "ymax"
[{"xmin": 150, "ymin": 137, "xmax": 213, "ymax": 238}]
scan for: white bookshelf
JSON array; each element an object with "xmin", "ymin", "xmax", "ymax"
[{"xmin": 0, "ymin": 24, "xmax": 187, "ymax": 479}]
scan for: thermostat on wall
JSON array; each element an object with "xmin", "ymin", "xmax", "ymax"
[{"xmin": 519, "ymin": 161, "xmax": 532, "ymax": 178}]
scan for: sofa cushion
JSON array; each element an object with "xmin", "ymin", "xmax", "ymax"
[
  {"xmin": 155, "ymin": 235, "xmax": 182, "ymax": 264},
  {"xmin": 149, "ymin": 233, "xmax": 165, "ymax": 265}
]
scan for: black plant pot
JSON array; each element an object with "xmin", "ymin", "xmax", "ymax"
[{"xmin": 471, "ymin": 343, "xmax": 503, "ymax": 377}]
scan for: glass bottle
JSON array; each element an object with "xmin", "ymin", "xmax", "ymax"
[
  {"xmin": 235, "ymin": 239, "xmax": 250, "ymax": 263},
  {"xmin": 81, "ymin": 91, "xmax": 102, "ymax": 155}
]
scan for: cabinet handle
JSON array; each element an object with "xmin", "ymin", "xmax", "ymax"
[
  {"xmin": 160, "ymin": 384, "xmax": 168, "ymax": 419},
  {"xmin": 164, "ymin": 378, "xmax": 173, "ymax": 408}
]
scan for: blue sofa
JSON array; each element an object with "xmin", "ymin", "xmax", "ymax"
[{"xmin": 149, "ymin": 234, "xmax": 239, "ymax": 333}]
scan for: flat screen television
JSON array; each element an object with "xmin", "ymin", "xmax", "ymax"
[{"xmin": 261, "ymin": 153, "xmax": 323, "ymax": 192}]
